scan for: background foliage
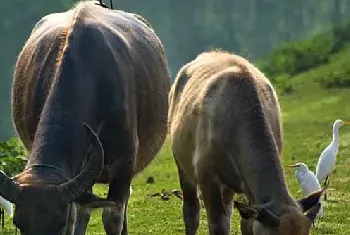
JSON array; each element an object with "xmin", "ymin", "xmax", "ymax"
[
  {"xmin": 1, "ymin": 0, "xmax": 350, "ymax": 177},
  {"xmin": 0, "ymin": 0, "xmax": 350, "ymax": 139},
  {"xmin": 0, "ymin": 138, "xmax": 27, "ymax": 176}
]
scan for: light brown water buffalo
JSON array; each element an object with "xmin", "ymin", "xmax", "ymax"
[
  {"xmin": 0, "ymin": 1, "xmax": 170, "ymax": 235},
  {"xmin": 168, "ymin": 49, "xmax": 326, "ymax": 235}
]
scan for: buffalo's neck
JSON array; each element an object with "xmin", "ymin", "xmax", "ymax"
[
  {"xmin": 241, "ymin": 154, "xmax": 293, "ymax": 207},
  {"xmin": 27, "ymin": 77, "xmax": 94, "ymax": 179},
  {"xmin": 250, "ymin": 161, "xmax": 294, "ymax": 208},
  {"xmin": 236, "ymin": 120, "xmax": 295, "ymax": 211},
  {"xmin": 28, "ymin": 111, "xmax": 87, "ymax": 179}
]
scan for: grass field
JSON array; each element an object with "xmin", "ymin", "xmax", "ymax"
[{"xmin": 2, "ymin": 74, "xmax": 350, "ymax": 235}]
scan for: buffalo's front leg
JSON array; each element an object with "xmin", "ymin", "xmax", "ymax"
[
  {"xmin": 102, "ymin": 159, "xmax": 133, "ymax": 235},
  {"xmin": 240, "ymin": 219, "xmax": 254, "ymax": 235},
  {"xmin": 102, "ymin": 149, "xmax": 134, "ymax": 235},
  {"xmin": 99, "ymin": 118, "xmax": 136, "ymax": 235},
  {"xmin": 199, "ymin": 173, "xmax": 232, "ymax": 235},
  {"xmin": 74, "ymin": 204, "xmax": 91, "ymax": 235}
]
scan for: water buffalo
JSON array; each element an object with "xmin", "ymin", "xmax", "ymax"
[
  {"xmin": 168, "ymin": 50, "xmax": 326, "ymax": 235},
  {"xmin": 0, "ymin": 1, "xmax": 170, "ymax": 235}
]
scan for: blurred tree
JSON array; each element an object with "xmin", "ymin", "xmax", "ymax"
[
  {"xmin": 0, "ymin": 0, "xmax": 350, "ymax": 139},
  {"xmin": 331, "ymin": 0, "xmax": 342, "ymax": 25}
]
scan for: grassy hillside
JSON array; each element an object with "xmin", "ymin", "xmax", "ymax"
[
  {"xmin": 2, "ymin": 24, "xmax": 350, "ymax": 235},
  {"xmin": 259, "ymin": 21, "xmax": 350, "ymax": 95}
]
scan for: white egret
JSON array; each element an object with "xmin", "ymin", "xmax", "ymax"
[
  {"xmin": 0, "ymin": 170, "xmax": 13, "ymax": 229},
  {"xmin": 315, "ymin": 119, "xmax": 350, "ymax": 200},
  {"xmin": 0, "ymin": 195, "xmax": 13, "ymax": 229},
  {"xmin": 286, "ymin": 162, "xmax": 323, "ymax": 223}
]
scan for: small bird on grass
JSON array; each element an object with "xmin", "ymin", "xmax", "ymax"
[{"xmin": 315, "ymin": 119, "xmax": 350, "ymax": 200}]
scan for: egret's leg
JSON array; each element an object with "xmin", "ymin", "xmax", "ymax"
[
  {"xmin": 323, "ymin": 175, "xmax": 329, "ymax": 201},
  {"xmin": 311, "ymin": 215, "xmax": 320, "ymax": 227},
  {"xmin": 1, "ymin": 208, "xmax": 3, "ymax": 229}
]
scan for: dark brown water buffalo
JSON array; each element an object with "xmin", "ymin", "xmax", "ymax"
[
  {"xmin": 0, "ymin": 1, "xmax": 170, "ymax": 235},
  {"xmin": 168, "ymin": 50, "xmax": 326, "ymax": 235}
]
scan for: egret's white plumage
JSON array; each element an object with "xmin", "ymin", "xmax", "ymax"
[
  {"xmin": 315, "ymin": 119, "xmax": 349, "ymax": 185},
  {"xmin": 0, "ymin": 170, "xmax": 13, "ymax": 218},
  {"xmin": 130, "ymin": 185, "xmax": 133, "ymax": 196},
  {"xmin": 0, "ymin": 195, "xmax": 13, "ymax": 217},
  {"xmin": 286, "ymin": 162, "xmax": 323, "ymax": 217}
]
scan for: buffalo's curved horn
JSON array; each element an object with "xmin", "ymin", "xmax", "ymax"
[
  {"xmin": 0, "ymin": 171, "xmax": 21, "ymax": 203},
  {"xmin": 58, "ymin": 123, "xmax": 104, "ymax": 203}
]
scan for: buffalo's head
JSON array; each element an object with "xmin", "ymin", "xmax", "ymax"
[
  {"xmin": 235, "ymin": 183, "xmax": 328, "ymax": 235},
  {"xmin": 0, "ymin": 123, "xmax": 115, "ymax": 235}
]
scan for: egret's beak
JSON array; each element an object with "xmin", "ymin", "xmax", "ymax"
[
  {"xmin": 285, "ymin": 164, "xmax": 297, "ymax": 168},
  {"xmin": 342, "ymin": 121, "xmax": 350, "ymax": 125}
]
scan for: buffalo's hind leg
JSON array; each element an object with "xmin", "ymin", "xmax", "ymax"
[{"xmin": 177, "ymin": 166, "xmax": 200, "ymax": 235}]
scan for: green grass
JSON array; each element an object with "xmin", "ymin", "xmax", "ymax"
[{"xmin": 2, "ymin": 78, "xmax": 350, "ymax": 235}]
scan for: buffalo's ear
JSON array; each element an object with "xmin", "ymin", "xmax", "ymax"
[
  {"xmin": 306, "ymin": 202, "xmax": 321, "ymax": 224},
  {"xmin": 75, "ymin": 192, "xmax": 116, "ymax": 208},
  {"xmin": 234, "ymin": 201, "xmax": 280, "ymax": 227},
  {"xmin": 298, "ymin": 182, "xmax": 329, "ymax": 212}
]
